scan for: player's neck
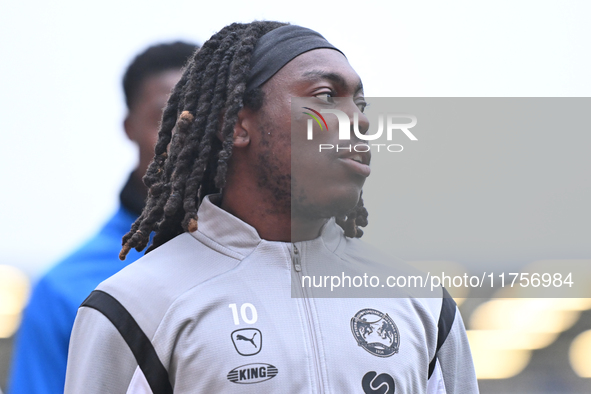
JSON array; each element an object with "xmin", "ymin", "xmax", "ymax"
[{"xmin": 220, "ymin": 186, "xmax": 326, "ymax": 242}]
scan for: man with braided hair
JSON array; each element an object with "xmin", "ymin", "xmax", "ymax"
[
  {"xmin": 65, "ymin": 22, "xmax": 478, "ymax": 393},
  {"xmin": 8, "ymin": 41, "xmax": 198, "ymax": 394}
]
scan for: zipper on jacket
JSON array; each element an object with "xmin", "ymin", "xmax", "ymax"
[
  {"xmin": 291, "ymin": 243, "xmax": 324, "ymax": 393},
  {"xmin": 292, "ymin": 243, "xmax": 302, "ymax": 272}
]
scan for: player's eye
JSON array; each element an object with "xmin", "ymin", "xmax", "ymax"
[
  {"xmin": 315, "ymin": 92, "xmax": 335, "ymax": 103},
  {"xmin": 356, "ymin": 99, "xmax": 368, "ymax": 113}
]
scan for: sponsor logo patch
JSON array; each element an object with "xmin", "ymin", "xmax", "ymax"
[
  {"xmin": 362, "ymin": 371, "xmax": 396, "ymax": 393},
  {"xmin": 351, "ymin": 308, "xmax": 400, "ymax": 357},
  {"xmin": 227, "ymin": 363, "xmax": 278, "ymax": 384}
]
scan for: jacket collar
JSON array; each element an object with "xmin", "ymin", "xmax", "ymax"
[{"xmin": 194, "ymin": 194, "xmax": 344, "ymax": 256}]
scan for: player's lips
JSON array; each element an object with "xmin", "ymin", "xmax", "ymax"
[{"xmin": 338, "ymin": 147, "xmax": 371, "ymax": 177}]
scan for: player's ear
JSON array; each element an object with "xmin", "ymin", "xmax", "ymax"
[
  {"xmin": 222, "ymin": 107, "xmax": 253, "ymax": 148},
  {"xmin": 123, "ymin": 113, "xmax": 136, "ymax": 142}
]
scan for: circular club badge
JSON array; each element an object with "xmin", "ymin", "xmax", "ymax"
[{"xmin": 351, "ymin": 308, "xmax": 400, "ymax": 358}]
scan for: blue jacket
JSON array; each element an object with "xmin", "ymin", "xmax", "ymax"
[{"xmin": 8, "ymin": 205, "xmax": 145, "ymax": 394}]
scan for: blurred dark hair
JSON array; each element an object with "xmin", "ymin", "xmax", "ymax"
[{"xmin": 123, "ymin": 41, "xmax": 199, "ymax": 110}]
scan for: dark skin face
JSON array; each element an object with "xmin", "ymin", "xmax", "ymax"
[
  {"xmin": 222, "ymin": 49, "xmax": 370, "ymax": 242},
  {"xmin": 124, "ymin": 69, "xmax": 183, "ymax": 189}
]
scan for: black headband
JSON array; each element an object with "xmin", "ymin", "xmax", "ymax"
[{"xmin": 245, "ymin": 25, "xmax": 345, "ymax": 92}]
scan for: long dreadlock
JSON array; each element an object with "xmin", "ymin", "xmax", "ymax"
[{"xmin": 120, "ymin": 21, "xmax": 369, "ymax": 260}]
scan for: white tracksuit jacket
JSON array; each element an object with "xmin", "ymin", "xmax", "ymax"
[{"xmin": 65, "ymin": 195, "xmax": 479, "ymax": 393}]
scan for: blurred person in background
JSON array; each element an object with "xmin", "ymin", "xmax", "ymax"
[{"xmin": 7, "ymin": 41, "xmax": 199, "ymax": 394}]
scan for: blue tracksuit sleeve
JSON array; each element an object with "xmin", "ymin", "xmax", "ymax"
[
  {"xmin": 8, "ymin": 276, "xmax": 74, "ymax": 394},
  {"xmin": 8, "ymin": 207, "xmax": 141, "ymax": 394}
]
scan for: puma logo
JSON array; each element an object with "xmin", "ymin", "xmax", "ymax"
[
  {"xmin": 236, "ymin": 332, "xmax": 258, "ymax": 348},
  {"xmin": 231, "ymin": 328, "xmax": 262, "ymax": 356}
]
